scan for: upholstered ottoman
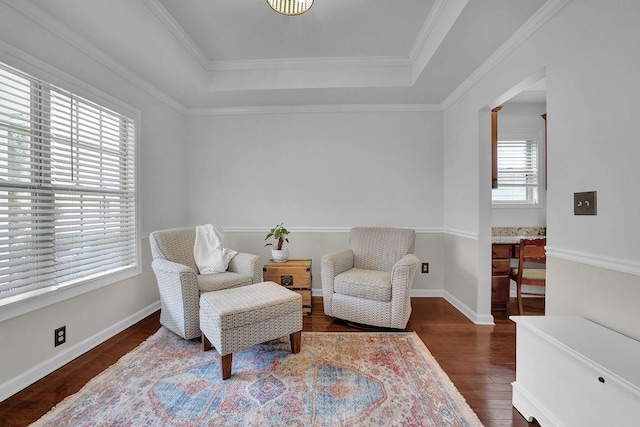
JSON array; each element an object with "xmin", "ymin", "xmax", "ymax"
[{"xmin": 199, "ymin": 281, "xmax": 303, "ymax": 379}]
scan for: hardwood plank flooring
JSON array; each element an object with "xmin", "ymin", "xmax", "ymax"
[{"xmin": 0, "ymin": 296, "xmax": 543, "ymax": 426}]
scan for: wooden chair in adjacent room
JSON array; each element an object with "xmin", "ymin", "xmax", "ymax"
[{"xmin": 510, "ymin": 238, "xmax": 547, "ymax": 314}]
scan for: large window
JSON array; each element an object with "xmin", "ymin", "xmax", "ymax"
[
  {"xmin": 0, "ymin": 62, "xmax": 136, "ymax": 305},
  {"xmin": 492, "ymin": 138, "xmax": 539, "ymax": 204}
]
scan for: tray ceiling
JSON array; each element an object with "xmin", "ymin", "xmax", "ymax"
[{"xmin": 22, "ymin": 0, "xmax": 548, "ymax": 110}]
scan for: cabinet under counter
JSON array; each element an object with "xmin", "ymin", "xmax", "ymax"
[
  {"xmin": 491, "ymin": 243, "xmax": 512, "ymax": 309},
  {"xmin": 490, "ymin": 236, "xmax": 546, "ymax": 310}
]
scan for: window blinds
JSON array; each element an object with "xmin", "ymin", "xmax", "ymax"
[
  {"xmin": 496, "ymin": 140, "xmax": 538, "ymax": 187},
  {"xmin": 0, "ymin": 62, "xmax": 136, "ymax": 300}
]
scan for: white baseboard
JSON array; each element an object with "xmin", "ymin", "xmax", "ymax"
[
  {"xmin": 443, "ymin": 290, "xmax": 495, "ymax": 325},
  {"xmin": 410, "ymin": 289, "xmax": 446, "ymax": 298},
  {"xmin": 0, "ymin": 300, "xmax": 160, "ymax": 402}
]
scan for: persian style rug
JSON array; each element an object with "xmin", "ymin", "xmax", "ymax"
[{"xmin": 33, "ymin": 328, "xmax": 482, "ymax": 426}]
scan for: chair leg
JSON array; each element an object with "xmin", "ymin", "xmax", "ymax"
[
  {"xmin": 221, "ymin": 354, "xmax": 232, "ymax": 380},
  {"xmin": 290, "ymin": 331, "xmax": 301, "ymax": 354},
  {"xmin": 517, "ymin": 281, "xmax": 524, "ymax": 315}
]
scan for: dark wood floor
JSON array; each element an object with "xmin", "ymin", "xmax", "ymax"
[{"xmin": 0, "ymin": 296, "xmax": 543, "ymax": 427}]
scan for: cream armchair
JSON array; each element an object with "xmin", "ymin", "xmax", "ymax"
[
  {"xmin": 150, "ymin": 227, "xmax": 262, "ymax": 339},
  {"xmin": 321, "ymin": 227, "xmax": 419, "ymax": 329}
]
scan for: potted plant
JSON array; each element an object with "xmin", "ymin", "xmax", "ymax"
[{"xmin": 264, "ymin": 223, "xmax": 290, "ymax": 262}]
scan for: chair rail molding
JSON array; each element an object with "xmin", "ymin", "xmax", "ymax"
[
  {"xmin": 443, "ymin": 228, "xmax": 479, "ymax": 240},
  {"xmin": 222, "ymin": 226, "xmax": 443, "ymax": 234},
  {"xmin": 546, "ymin": 246, "xmax": 640, "ymax": 277}
]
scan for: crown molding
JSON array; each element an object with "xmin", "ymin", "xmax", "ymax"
[
  {"xmin": 142, "ymin": 0, "xmax": 433, "ymax": 88},
  {"xmin": 408, "ymin": 0, "xmax": 448, "ymax": 63},
  {"xmin": 441, "ymin": 0, "xmax": 572, "ymax": 110},
  {"xmin": 409, "ymin": 0, "xmax": 469, "ymax": 83},
  {"xmin": 2, "ymin": 0, "xmax": 187, "ymax": 114},
  {"xmin": 188, "ymin": 103, "xmax": 442, "ymax": 116},
  {"xmin": 209, "ymin": 55, "xmax": 409, "ymax": 71},
  {"xmin": 144, "ymin": 0, "xmax": 413, "ymax": 76},
  {"xmin": 143, "ymin": 0, "xmax": 209, "ymax": 69}
]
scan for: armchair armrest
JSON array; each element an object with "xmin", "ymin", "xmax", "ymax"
[
  {"xmin": 391, "ymin": 254, "xmax": 420, "ymax": 291},
  {"xmin": 321, "ymin": 249, "xmax": 354, "ymax": 317},
  {"xmin": 151, "ymin": 258, "xmax": 200, "ymax": 339},
  {"xmin": 321, "ymin": 249, "xmax": 354, "ymax": 282},
  {"xmin": 151, "ymin": 259, "xmax": 199, "ymax": 293},
  {"xmin": 227, "ymin": 252, "xmax": 263, "ymax": 283},
  {"xmin": 390, "ymin": 253, "xmax": 420, "ymax": 329},
  {"xmin": 152, "ymin": 258, "xmax": 197, "ymax": 276}
]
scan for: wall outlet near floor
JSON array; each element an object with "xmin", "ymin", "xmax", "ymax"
[
  {"xmin": 54, "ymin": 326, "xmax": 66, "ymax": 347},
  {"xmin": 421, "ymin": 262, "xmax": 429, "ymax": 273}
]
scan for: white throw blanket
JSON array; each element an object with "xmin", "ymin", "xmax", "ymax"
[{"xmin": 193, "ymin": 224, "xmax": 238, "ymax": 274}]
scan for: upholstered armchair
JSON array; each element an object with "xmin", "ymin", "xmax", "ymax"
[
  {"xmin": 150, "ymin": 227, "xmax": 262, "ymax": 339},
  {"xmin": 321, "ymin": 227, "xmax": 420, "ymax": 329}
]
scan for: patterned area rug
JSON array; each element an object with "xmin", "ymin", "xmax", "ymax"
[{"xmin": 33, "ymin": 328, "xmax": 482, "ymax": 426}]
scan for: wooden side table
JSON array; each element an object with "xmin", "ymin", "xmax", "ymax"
[{"xmin": 263, "ymin": 259, "xmax": 312, "ymax": 315}]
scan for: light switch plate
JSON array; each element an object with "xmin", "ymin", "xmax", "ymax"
[{"xmin": 574, "ymin": 191, "xmax": 597, "ymax": 215}]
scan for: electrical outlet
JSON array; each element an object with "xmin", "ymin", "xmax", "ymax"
[
  {"xmin": 421, "ymin": 262, "xmax": 429, "ymax": 273},
  {"xmin": 55, "ymin": 326, "xmax": 66, "ymax": 347}
]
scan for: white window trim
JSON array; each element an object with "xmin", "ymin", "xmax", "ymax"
[
  {"xmin": 492, "ymin": 130, "xmax": 545, "ymax": 208},
  {"xmin": 0, "ymin": 50, "xmax": 141, "ymax": 323}
]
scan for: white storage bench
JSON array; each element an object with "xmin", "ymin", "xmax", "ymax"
[{"xmin": 511, "ymin": 316, "xmax": 640, "ymax": 426}]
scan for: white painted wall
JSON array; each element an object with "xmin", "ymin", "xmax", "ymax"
[
  {"xmin": 444, "ymin": 0, "xmax": 640, "ymax": 336},
  {"xmin": 185, "ymin": 110, "xmax": 445, "ymax": 293},
  {"xmin": 186, "ymin": 110, "xmax": 443, "ymax": 228},
  {"xmin": 492, "ymin": 102, "xmax": 547, "ymax": 227},
  {"xmin": 0, "ymin": 3, "xmax": 187, "ymax": 398}
]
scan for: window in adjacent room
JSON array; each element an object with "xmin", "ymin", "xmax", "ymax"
[
  {"xmin": 492, "ymin": 138, "xmax": 539, "ymax": 204},
  {"xmin": 0, "ymin": 61, "xmax": 137, "ymax": 308}
]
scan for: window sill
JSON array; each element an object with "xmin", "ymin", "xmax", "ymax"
[
  {"xmin": 0, "ymin": 264, "xmax": 141, "ymax": 323},
  {"xmin": 492, "ymin": 203, "xmax": 543, "ymax": 209}
]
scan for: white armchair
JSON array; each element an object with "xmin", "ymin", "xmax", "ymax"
[
  {"xmin": 150, "ymin": 227, "xmax": 262, "ymax": 339},
  {"xmin": 321, "ymin": 227, "xmax": 419, "ymax": 329}
]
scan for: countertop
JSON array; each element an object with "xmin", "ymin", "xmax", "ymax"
[{"xmin": 492, "ymin": 235, "xmax": 546, "ymax": 244}]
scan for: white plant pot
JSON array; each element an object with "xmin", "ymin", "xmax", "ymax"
[{"xmin": 271, "ymin": 248, "xmax": 289, "ymax": 263}]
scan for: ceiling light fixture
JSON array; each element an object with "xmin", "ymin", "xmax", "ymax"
[{"xmin": 266, "ymin": 0, "xmax": 314, "ymax": 16}]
